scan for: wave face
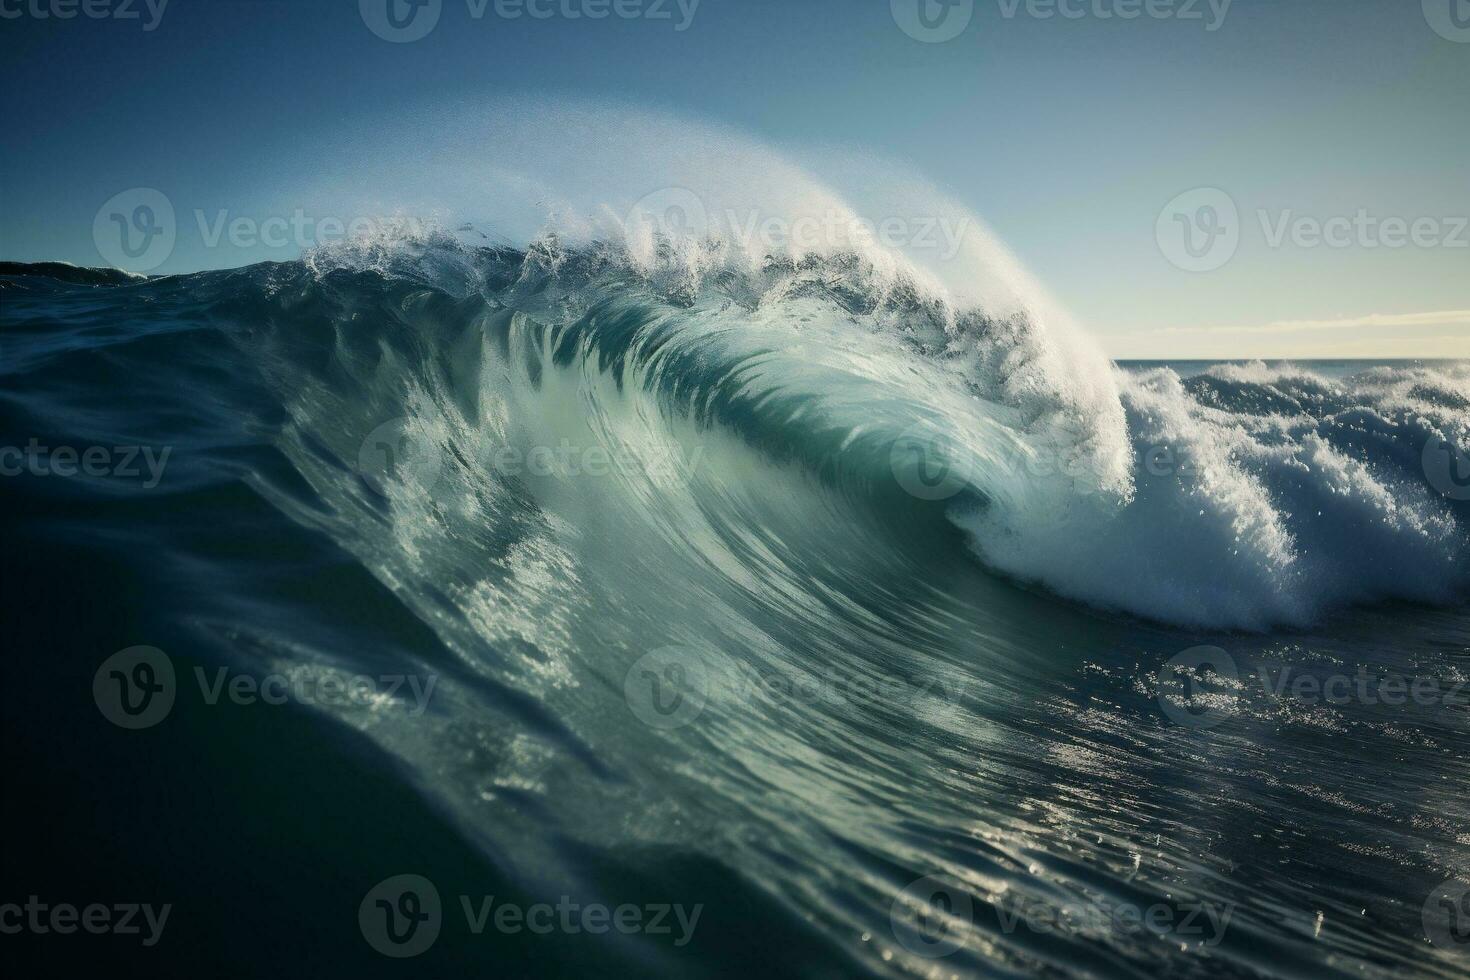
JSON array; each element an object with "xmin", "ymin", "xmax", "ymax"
[
  {"xmin": 244, "ymin": 233, "xmax": 1469, "ymax": 633},
  {"xmin": 5, "ymin": 244, "xmax": 1468, "ymax": 978}
]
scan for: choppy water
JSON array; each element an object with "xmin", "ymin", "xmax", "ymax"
[{"xmin": 2, "ymin": 235, "xmax": 1468, "ymax": 978}]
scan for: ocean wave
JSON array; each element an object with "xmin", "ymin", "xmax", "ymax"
[
  {"xmin": 267, "ymin": 233, "xmax": 1468, "ymax": 632},
  {"xmin": 9, "ymin": 241, "xmax": 1467, "ymax": 633}
]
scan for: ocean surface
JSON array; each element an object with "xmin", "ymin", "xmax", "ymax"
[{"xmin": 2, "ymin": 244, "xmax": 1468, "ymax": 978}]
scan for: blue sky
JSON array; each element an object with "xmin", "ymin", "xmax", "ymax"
[{"xmin": 1, "ymin": 0, "xmax": 1466, "ymax": 357}]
